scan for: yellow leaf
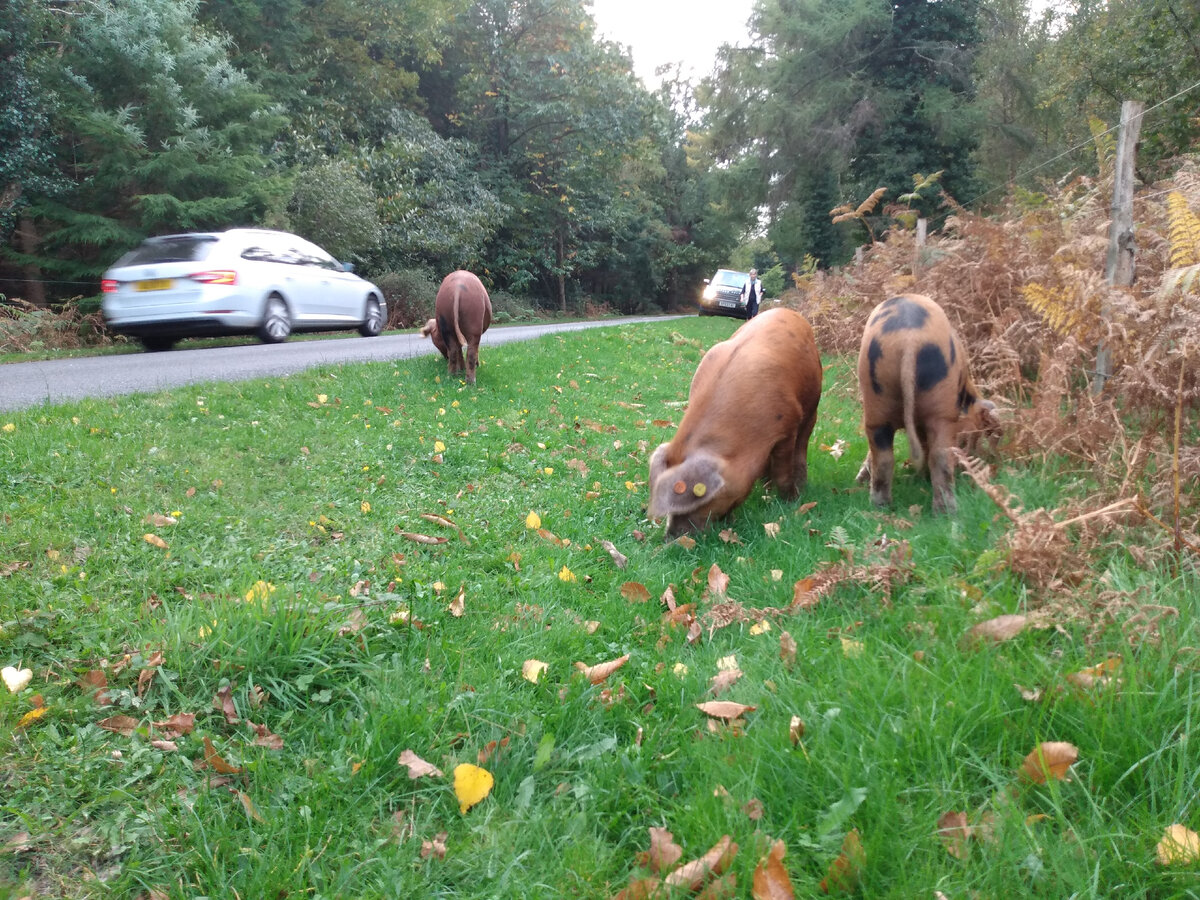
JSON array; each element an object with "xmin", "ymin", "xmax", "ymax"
[
  {"xmin": 522, "ymin": 659, "xmax": 548, "ymax": 683},
  {"xmin": 558, "ymin": 566, "xmax": 576, "ymax": 582},
  {"xmin": 143, "ymin": 533, "xmax": 168, "ymax": 550},
  {"xmin": 244, "ymin": 580, "xmax": 275, "ymax": 603},
  {"xmin": 361, "ymin": 501, "xmax": 371, "ymax": 513},
  {"xmin": 434, "ymin": 441, "xmax": 446, "ymax": 452},
  {"xmin": 840, "ymin": 637, "xmax": 864, "ymax": 658},
  {"xmin": 453, "ymin": 763, "xmax": 494, "ymax": 814},
  {"xmin": 526, "ymin": 511, "xmax": 542, "ymax": 529},
  {"xmin": 16, "ymin": 706, "xmax": 49, "ymax": 729},
  {"xmin": 749, "ymin": 620, "xmax": 771, "ymax": 635},
  {"xmin": 1156, "ymin": 824, "xmax": 1200, "ymax": 866}
]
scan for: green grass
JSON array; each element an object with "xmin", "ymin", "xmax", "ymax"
[{"xmin": 1, "ymin": 318, "xmax": 1197, "ymax": 898}]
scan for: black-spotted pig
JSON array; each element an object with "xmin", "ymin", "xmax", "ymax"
[{"xmin": 856, "ymin": 293, "xmax": 1000, "ymax": 514}]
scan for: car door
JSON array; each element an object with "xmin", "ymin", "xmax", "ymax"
[
  {"xmin": 257, "ymin": 233, "xmax": 317, "ymax": 322},
  {"xmin": 296, "ymin": 238, "xmax": 357, "ymax": 323}
]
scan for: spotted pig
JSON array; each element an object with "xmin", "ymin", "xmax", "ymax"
[
  {"xmin": 855, "ymin": 294, "xmax": 1000, "ymax": 514},
  {"xmin": 648, "ymin": 308, "xmax": 823, "ymax": 536}
]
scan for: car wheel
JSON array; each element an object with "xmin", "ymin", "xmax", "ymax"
[
  {"xmin": 140, "ymin": 336, "xmax": 176, "ymax": 352},
  {"xmin": 358, "ymin": 297, "xmax": 383, "ymax": 337},
  {"xmin": 258, "ymin": 294, "xmax": 292, "ymax": 343}
]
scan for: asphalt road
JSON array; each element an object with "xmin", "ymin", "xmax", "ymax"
[{"xmin": 0, "ymin": 317, "xmax": 683, "ymax": 412}]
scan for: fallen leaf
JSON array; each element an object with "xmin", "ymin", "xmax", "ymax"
[
  {"xmin": 232, "ymin": 789, "xmax": 265, "ymax": 822},
  {"xmin": 819, "ymin": 829, "xmax": 865, "ymax": 894},
  {"xmin": 448, "ymin": 585, "xmax": 465, "ymax": 617},
  {"xmin": 1156, "ymin": 824, "xmax": 1200, "ymax": 866},
  {"xmin": 203, "ymin": 736, "xmax": 243, "ymax": 774},
  {"xmin": 144, "ymin": 513, "xmax": 178, "ymax": 527},
  {"xmin": 743, "ymin": 798, "xmax": 764, "ymax": 821},
  {"xmin": 453, "ymin": 763, "xmax": 494, "ymax": 814},
  {"xmin": 752, "ymin": 839, "xmax": 796, "ymax": 899},
  {"xmin": 936, "ymin": 811, "xmax": 972, "ymax": 860},
  {"xmin": 675, "ymin": 535, "xmax": 696, "ymax": 549},
  {"xmin": 525, "ymin": 511, "xmax": 542, "ymax": 529},
  {"xmin": 98, "ymin": 715, "xmax": 139, "ymax": 736},
  {"xmin": 763, "ymin": 522, "xmax": 781, "ymax": 538},
  {"xmin": 965, "ymin": 613, "xmax": 1029, "ymax": 645},
  {"xmin": 143, "ymin": 533, "xmax": 168, "ymax": 550},
  {"xmin": 421, "ymin": 831, "xmax": 448, "ymax": 860},
  {"xmin": 213, "ymin": 685, "xmax": 239, "ymax": 724},
  {"xmin": 719, "ymin": 528, "xmax": 742, "ymax": 544},
  {"xmin": 749, "ymin": 620, "xmax": 771, "ymax": 635},
  {"xmin": 696, "ymin": 701, "xmax": 756, "ymax": 721},
  {"xmin": 621, "ymin": 581, "xmax": 652, "ymax": 603},
  {"xmin": 613, "ymin": 876, "xmax": 662, "ymax": 900},
  {"xmin": 78, "ymin": 668, "xmax": 110, "ymax": 704},
  {"xmin": 789, "ymin": 716, "xmax": 805, "ymax": 746},
  {"xmin": 152, "ymin": 712, "xmax": 195, "ymax": 737},
  {"xmin": 706, "ymin": 564, "xmax": 730, "ymax": 598},
  {"xmin": 575, "ymin": 654, "xmax": 630, "ymax": 684},
  {"xmin": 709, "ymin": 669, "xmax": 743, "ymax": 696},
  {"xmin": 477, "ymin": 736, "xmax": 509, "ymax": 764},
  {"xmin": 636, "ymin": 826, "xmax": 684, "ymax": 874},
  {"xmin": 716, "ymin": 655, "xmax": 739, "ymax": 671},
  {"xmin": 421, "ymin": 513, "xmax": 467, "ymax": 541},
  {"xmin": 780, "ymin": 632, "xmax": 797, "ymax": 668},
  {"xmin": 1019, "ymin": 741, "xmax": 1079, "ymax": 784},
  {"xmin": 665, "ymin": 835, "xmax": 738, "ymax": 890},
  {"xmin": 398, "ymin": 532, "xmax": 448, "ymax": 545},
  {"xmin": 149, "ymin": 739, "xmax": 178, "ymax": 752},
  {"xmin": 16, "ymin": 706, "xmax": 49, "ymax": 729},
  {"xmin": 697, "ymin": 873, "xmax": 737, "ymax": 899},
  {"xmin": 599, "ymin": 540, "xmax": 628, "ymax": 569},
  {"xmin": 398, "ymin": 749, "xmax": 443, "ymax": 779},
  {"xmin": 2, "ymin": 665, "xmax": 31, "ymax": 693},
  {"xmin": 2, "ymin": 832, "xmax": 32, "ymax": 854},
  {"xmin": 250, "ymin": 722, "xmax": 284, "ymax": 750},
  {"xmin": 840, "ymin": 637, "xmax": 864, "ymax": 658},
  {"xmin": 791, "ymin": 578, "xmax": 819, "ymax": 610},
  {"xmin": 522, "ymin": 659, "xmax": 549, "ymax": 683}
]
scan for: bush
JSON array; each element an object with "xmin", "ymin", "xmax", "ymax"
[
  {"xmin": 372, "ymin": 268, "xmax": 439, "ymax": 329},
  {"xmin": 0, "ymin": 297, "xmax": 110, "ymax": 353},
  {"xmin": 488, "ymin": 290, "xmax": 542, "ymax": 324}
]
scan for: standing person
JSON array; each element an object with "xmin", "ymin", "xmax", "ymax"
[{"xmin": 741, "ymin": 268, "xmax": 762, "ymax": 318}]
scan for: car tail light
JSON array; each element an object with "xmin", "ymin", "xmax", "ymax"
[
  {"xmin": 101, "ymin": 279, "xmax": 119, "ymax": 293},
  {"xmin": 189, "ymin": 270, "xmax": 238, "ymax": 285}
]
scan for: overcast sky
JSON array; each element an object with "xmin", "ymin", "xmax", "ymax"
[{"xmin": 589, "ymin": 0, "xmax": 756, "ymax": 85}]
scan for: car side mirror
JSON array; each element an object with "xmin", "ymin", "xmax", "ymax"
[{"xmin": 342, "ymin": 262, "xmax": 355, "ymax": 273}]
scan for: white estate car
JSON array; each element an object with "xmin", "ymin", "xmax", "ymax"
[{"xmin": 101, "ymin": 228, "xmax": 386, "ymax": 351}]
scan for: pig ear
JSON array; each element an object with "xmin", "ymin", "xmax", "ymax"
[
  {"xmin": 979, "ymin": 399, "xmax": 1002, "ymax": 433},
  {"xmin": 650, "ymin": 451, "xmax": 725, "ymax": 517}
]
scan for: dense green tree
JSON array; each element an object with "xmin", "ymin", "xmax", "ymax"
[
  {"xmin": 288, "ymin": 159, "xmax": 382, "ymax": 262},
  {"xmin": 5, "ymin": 0, "xmax": 286, "ymax": 301}
]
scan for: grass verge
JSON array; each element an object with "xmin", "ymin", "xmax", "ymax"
[{"xmin": 1, "ymin": 317, "xmax": 1196, "ymax": 898}]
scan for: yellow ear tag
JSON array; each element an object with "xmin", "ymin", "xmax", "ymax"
[{"xmin": 692, "ymin": 482, "xmax": 707, "ymax": 497}]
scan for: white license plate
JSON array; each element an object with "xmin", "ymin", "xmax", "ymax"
[
  {"xmin": 719, "ymin": 300, "xmax": 737, "ymax": 308},
  {"xmin": 136, "ymin": 279, "xmax": 173, "ymax": 292}
]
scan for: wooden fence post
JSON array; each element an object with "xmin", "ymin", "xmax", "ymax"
[{"xmin": 1094, "ymin": 100, "xmax": 1145, "ymax": 393}]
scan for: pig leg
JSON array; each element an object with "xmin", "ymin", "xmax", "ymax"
[
  {"xmin": 927, "ymin": 422, "xmax": 958, "ymax": 515},
  {"xmin": 792, "ymin": 410, "xmax": 817, "ymax": 493},
  {"xmin": 865, "ymin": 422, "xmax": 896, "ymax": 507},
  {"xmin": 465, "ymin": 341, "xmax": 480, "ymax": 385},
  {"xmin": 447, "ymin": 338, "xmax": 464, "ymax": 375},
  {"xmin": 769, "ymin": 437, "xmax": 798, "ymax": 500}
]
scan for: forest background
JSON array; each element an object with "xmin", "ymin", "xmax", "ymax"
[{"xmin": 3, "ymin": 0, "xmax": 1199, "ymax": 324}]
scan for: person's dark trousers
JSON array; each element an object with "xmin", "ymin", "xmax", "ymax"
[{"xmin": 747, "ymin": 295, "xmax": 759, "ymax": 317}]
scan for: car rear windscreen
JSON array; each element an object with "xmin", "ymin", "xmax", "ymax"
[{"xmin": 115, "ymin": 235, "xmax": 219, "ymax": 266}]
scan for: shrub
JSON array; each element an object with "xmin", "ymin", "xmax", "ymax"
[
  {"xmin": 372, "ymin": 268, "xmax": 439, "ymax": 329},
  {"xmin": 0, "ymin": 297, "xmax": 110, "ymax": 353},
  {"xmin": 488, "ymin": 290, "xmax": 542, "ymax": 324}
]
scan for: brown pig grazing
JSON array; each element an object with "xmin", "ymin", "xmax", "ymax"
[
  {"xmin": 421, "ymin": 270, "xmax": 493, "ymax": 384},
  {"xmin": 648, "ymin": 308, "xmax": 823, "ymax": 537},
  {"xmin": 855, "ymin": 293, "xmax": 1001, "ymax": 514}
]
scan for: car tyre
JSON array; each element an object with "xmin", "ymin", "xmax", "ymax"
[
  {"xmin": 140, "ymin": 336, "xmax": 176, "ymax": 352},
  {"xmin": 358, "ymin": 297, "xmax": 383, "ymax": 337},
  {"xmin": 258, "ymin": 294, "xmax": 292, "ymax": 343}
]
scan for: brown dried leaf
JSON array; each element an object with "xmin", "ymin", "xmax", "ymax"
[
  {"xmin": 536, "ymin": 527, "xmax": 566, "ymax": 546},
  {"xmin": 791, "ymin": 578, "xmax": 819, "ymax": 611},
  {"xmin": 718, "ymin": 528, "xmax": 742, "ymax": 544},
  {"xmin": 79, "ymin": 669, "xmax": 110, "ymax": 705},
  {"xmin": 780, "ymin": 631, "xmax": 797, "ymax": 668},
  {"xmin": 202, "ymin": 736, "xmax": 243, "ymax": 775},
  {"xmin": 398, "ymin": 532, "xmax": 448, "ymax": 545},
  {"xmin": 420, "ymin": 513, "xmax": 468, "ymax": 542},
  {"xmin": 743, "ymin": 798, "xmax": 764, "ymax": 821},
  {"xmin": 696, "ymin": 701, "xmax": 756, "ymax": 721},
  {"xmin": 706, "ymin": 564, "xmax": 730, "ymax": 599},
  {"xmin": 965, "ymin": 613, "xmax": 1030, "ymax": 645},
  {"xmin": 144, "ymin": 513, "xmax": 178, "ymax": 527},
  {"xmin": 1019, "ymin": 741, "xmax": 1078, "ymax": 783},
  {"xmin": 675, "ymin": 535, "xmax": 697, "ymax": 549},
  {"xmin": 152, "ymin": 712, "xmax": 196, "ymax": 737},
  {"xmin": 575, "ymin": 654, "xmax": 630, "ymax": 684},
  {"xmin": 819, "ymin": 828, "xmax": 865, "ymax": 894},
  {"xmin": 612, "ymin": 876, "xmax": 663, "ymax": 900},
  {"xmin": 708, "ymin": 669, "xmax": 743, "ymax": 697},
  {"xmin": 752, "ymin": 839, "xmax": 795, "ymax": 900},
  {"xmin": 477, "ymin": 736, "xmax": 510, "ymax": 764},
  {"xmin": 232, "ymin": 789, "xmax": 265, "ymax": 822},
  {"xmin": 423, "ymin": 830, "xmax": 451, "ymax": 861},
  {"xmin": 664, "ymin": 835, "xmax": 738, "ymax": 890},
  {"xmin": 143, "ymin": 533, "xmax": 168, "ymax": 550},
  {"xmin": 448, "ymin": 584, "xmax": 466, "ymax": 617},
  {"xmin": 213, "ymin": 685, "xmax": 239, "ymax": 724},
  {"xmin": 635, "ymin": 826, "xmax": 683, "ymax": 874},
  {"xmin": 936, "ymin": 811, "xmax": 972, "ymax": 860},
  {"xmin": 98, "ymin": 714, "xmax": 139, "ymax": 736},
  {"xmin": 1156, "ymin": 824, "xmax": 1200, "ymax": 866},
  {"xmin": 398, "ymin": 749, "xmax": 443, "ymax": 779},
  {"xmin": 789, "ymin": 716, "xmax": 805, "ymax": 746},
  {"xmin": 250, "ymin": 722, "xmax": 284, "ymax": 750},
  {"xmin": 599, "ymin": 540, "xmax": 629, "ymax": 570},
  {"xmin": 621, "ymin": 581, "xmax": 652, "ymax": 603},
  {"xmin": 149, "ymin": 739, "xmax": 178, "ymax": 752}
]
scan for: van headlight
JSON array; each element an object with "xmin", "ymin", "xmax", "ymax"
[{"xmin": 702, "ymin": 286, "xmax": 717, "ymax": 300}]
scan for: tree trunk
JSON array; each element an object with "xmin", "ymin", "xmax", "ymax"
[
  {"xmin": 556, "ymin": 228, "xmax": 567, "ymax": 312},
  {"xmin": 17, "ymin": 213, "xmax": 47, "ymax": 307}
]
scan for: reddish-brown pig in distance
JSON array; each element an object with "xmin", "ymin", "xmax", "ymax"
[
  {"xmin": 421, "ymin": 270, "xmax": 493, "ymax": 384},
  {"xmin": 856, "ymin": 293, "xmax": 1001, "ymax": 514},
  {"xmin": 648, "ymin": 308, "xmax": 823, "ymax": 537}
]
